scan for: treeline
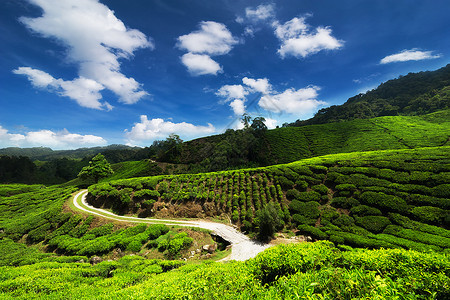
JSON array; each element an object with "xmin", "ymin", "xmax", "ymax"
[
  {"xmin": 0, "ymin": 156, "xmax": 89, "ymax": 184},
  {"xmin": 0, "ymin": 144, "xmax": 145, "ymax": 162},
  {"xmin": 288, "ymin": 63, "xmax": 450, "ymax": 126}
]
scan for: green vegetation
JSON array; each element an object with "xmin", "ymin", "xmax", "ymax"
[
  {"xmin": 0, "ymin": 184, "xmax": 210, "ymax": 267},
  {"xmin": 87, "ymin": 146, "xmax": 450, "ymax": 252},
  {"xmin": 289, "ymin": 63, "xmax": 450, "ymax": 126},
  {"xmin": 0, "ymin": 241, "xmax": 448, "ymax": 299},
  {"xmin": 78, "ymin": 154, "xmax": 114, "ymax": 184}
]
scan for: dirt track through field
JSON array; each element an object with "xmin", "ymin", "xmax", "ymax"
[{"xmin": 73, "ymin": 190, "xmax": 272, "ymax": 261}]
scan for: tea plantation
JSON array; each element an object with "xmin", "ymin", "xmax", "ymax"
[{"xmin": 88, "ymin": 146, "xmax": 450, "ymax": 253}]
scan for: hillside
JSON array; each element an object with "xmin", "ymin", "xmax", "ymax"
[
  {"xmin": 88, "ymin": 146, "xmax": 450, "ymax": 251},
  {"xmin": 1, "ymin": 146, "xmax": 449, "ymax": 298},
  {"xmin": 290, "ymin": 63, "xmax": 450, "ymax": 126},
  {"xmin": 165, "ymin": 109, "xmax": 450, "ymax": 167}
]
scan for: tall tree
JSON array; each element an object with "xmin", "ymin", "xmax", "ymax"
[{"xmin": 77, "ymin": 153, "xmax": 113, "ymax": 183}]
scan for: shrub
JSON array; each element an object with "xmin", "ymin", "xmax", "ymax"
[
  {"xmin": 255, "ymin": 202, "xmax": 283, "ymax": 242},
  {"xmin": 350, "ymin": 205, "xmax": 382, "ymax": 216},
  {"xmin": 332, "ymin": 215, "xmax": 355, "ymax": 227},
  {"xmin": 355, "ymin": 216, "xmax": 391, "ymax": 233},
  {"xmin": 312, "ymin": 184, "xmax": 329, "ymax": 195},
  {"xmin": 335, "ymin": 184, "xmax": 357, "ymax": 192},
  {"xmin": 331, "ymin": 197, "xmax": 360, "ymax": 209},
  {"xmin": 297, "ymin": 225, "xmax": 328, "ymax": 240},
  {"xmin": 295, "ymin": 180, "xmax": 308, "ymax": 191},
  {"xmin": 134, "ymin": 189, "xmax": 160, "ymax": 199},
  {"xmin": 409, "ymin": 206, "xmax": 447, "ymax": 224},
  {"xmin": 278, "ymin": 176, "xmax": 294, "ymax": 189},
  {"xmin": 360, "ymin": 191, "xmax": 408, "ymax": 213},
  {"xmin": 126, "ymin": 240, "xmax": 142, "ymax": 252},
  {"xmin": 320, "ymin": 206, "xmax": 340, "ymax": 222},
  {"xmin": 431, "ymin": 184, "xmax": 450, "ymax": 198},
  {"xmin": 294, "ymin": 191, "xmax": 321, "ymax": 202},
  {"xmin": 286, "ymin": 189, "xmax": 300, "ymax": 200}
]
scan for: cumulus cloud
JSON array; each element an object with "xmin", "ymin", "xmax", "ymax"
[
  {"xmin": 242, "ymin": 77, "xmax": 272, "ymax": 94},
  {"xmin": 258, "ymin": 86, "xmax": 326, "ymax": 115},
  {"xmin": 216, "ymin": 77, "xmax": 325, "ymax": 117},
  {"xmin": 177, "ymin": 21, "xmax": 238, "ymax": 75},
  {"xmin": 13, "ymin": 67, "xmax": 106, "ymax": 109},
  {"xmin": 273, "ymin": 16, "xmax": 343, "ymax": 58},
  {"xmin": 216, "ymin": 84, "xmax": 248, "ymax": 101},
  {"xmin": 15, "ymin": 0, "xmax": 152, "ymax": 108},
  {"xmin": 0, "ymin": 126, "xmax": 107, "ymax": 149},
  {"xmin": 216, "ymin": 84, "xmax": 249, "ymax": 114},
  {"xmin": 229, "ymin": 99, "xmax": 246, "ymax": 115},
  {"xmin": 380, "ymin": 49, "xmax": 441, "ymax": 64},
  {"xmin": 181, "ymin": 53, "xmax": 222, "ymax": 76},
  {"xmin": 125, "ymin": 116, "xmax": 216, "ymax": 144}
]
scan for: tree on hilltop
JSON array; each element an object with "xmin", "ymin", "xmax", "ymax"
[{"xmin": 77, "ymin": 153, "xmax": 113, "ymax": 183}]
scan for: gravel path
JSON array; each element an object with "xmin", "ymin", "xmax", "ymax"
[{"xmin": 73, "ymin": 190, "xmax": 272, "ymax": 261}]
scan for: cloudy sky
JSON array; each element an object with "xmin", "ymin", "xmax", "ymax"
[{"xmin": 1, "ymin": 0, "xmax": 449, "ymax": 149}]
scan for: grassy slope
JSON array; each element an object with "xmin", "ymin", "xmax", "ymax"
[
  {"xmin": 265, "ymin": 109, "xmax": 449, "ymax": 164},
  {"xmin": 90, "ymin": 146, "xmax": 450, "ymax": 252}
]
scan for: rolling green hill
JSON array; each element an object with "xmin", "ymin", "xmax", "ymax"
[
  {"xmin": 168, "ymin": 109, "xmax": 450, "ymax": 168},
  {"xmin": 88, "ymin": 146, "xmax": 450, "ymax": 252},
  {"xmin": 290, "ymin": 63, "xmax": 450, "ymax": 126}
]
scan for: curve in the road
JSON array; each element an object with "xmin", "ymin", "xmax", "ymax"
[{"xmin": 73, "ymin": 190, "xmax": 271, "ymax": 261}]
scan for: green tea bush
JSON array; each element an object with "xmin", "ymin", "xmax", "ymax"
[
  {"xmin": 332, "ymin": 215, "xmax": 355, "ymax": 227},
  {"xmin": 354, "ymin": 216, "xmax": 391, "ymax": 233},
  {"xmin": 134, "ymin": 189, "xmax": 160, "ymax": 199},
  {"xmin": 247, "ymin": 241, "xmax": 336, "ymax": 284},
  {"xmin": 331, "ymin": 197, "xmax": 360, "ymax": 209},
  {"xmin": 297, "ymin": 225, "xmax": 328, "ymax": 240},
  {"xmin": 350, "ymin": 205, "xmax": 382, "ymax": 216},
  {"xmin": 431, "ymin": 184, "xmax": 450, "ymax": 198},
  {"xmin": 360, "ymin": 191, "xmax": 408, "ymax": 213},
  {"xmin": 383, "ymin": 225, "xmax": 450, "ymax": 248},
  {"xmin": 311, "ymin": 184, "xmax": 328, "ymax": 195},
  {"xmin": 410, "ymin": 206, "xmax": 447, "ymax": 224}
]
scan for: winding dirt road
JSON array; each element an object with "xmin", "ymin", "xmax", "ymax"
[{"xmin": 73, "ymin": 190, "xmax": 272, "ymax": 261}]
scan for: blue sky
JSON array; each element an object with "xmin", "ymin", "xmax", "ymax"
[{"xmin": 0, "ymin": 0, "xmax": 449, "ymax": 149}]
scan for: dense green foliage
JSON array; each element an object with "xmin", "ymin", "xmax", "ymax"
[
  {"xmin": 289, "ymin": 63, "xmax": 450, "ymax": 126},
  {"xmin": 88, "ymin": 146, "xmax": 450, "ymax": 252},
  {"xmin": 0, "ymin": 241, "xmax": 448, "ymax": 299},
  {"xmin": 78, "ymin": 154, "xmax": 114, "ymax": 184},
  {"xmin": 0, "ymin": 184, "xmax": 199, "ymax": 265}
]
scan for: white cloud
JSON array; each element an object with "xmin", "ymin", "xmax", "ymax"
[
  {"xmin": 0, "ymin": 126, "xmax": 107, "ymax": 149},
  {"xmin": 216, "ymin": 84, "xmax": 248, "ymax": 101},
  {"xmin": 380, "ymin": 49, "xmax": 441, "ymax": 64},
  {"xmin": 258, "ymin": 86, "xmax": 326, "ymax": 115},
  {"xmin": 245, "ymin": 4, "xmax": 276, "ymax": 22},
  {"xmin": 217, "ymin": 77, "xmax": 325, "ymax": 117},
  {"xmin": 16, "ymin": 0, "xmax": 152, "ymax": 108},
  {"xmin": 177, "ymin": 21, "xmax": 238, "ymax": 55},
  {"xmin": 177, "ymin": 21, "xmax": 238, "ymax": 76},
  {"xmin": 264, "ymin": 117, "xmax": 278, "ymax": 129},
  {"xmin": 242, "ymin": 77, "xmax": 272, "ymax": 94},
  {"xmin": 125, "ymin": 116, "xmax": 216, "ymax": 143},
  {"xmin": 13, "ymin": 67, "xmax": 106, "ymax": 109},
  {"xmin": 229, "ymin": 99, "xmax": 246, "ymax": 115},
  {"xmin": 181, "ymin": 53, "xmax": 222, "ymax": 76},
  {"xmin": 273, "ymin": 16, "xmax": 343, "ymax": 58}
]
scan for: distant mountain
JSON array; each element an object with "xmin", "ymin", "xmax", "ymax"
[
  {"xmin": 0, "ymin": 144, "xmax": 144, "ymax": 162},
  {"xmin": 288, "ymin": 64, "xmax": 450, "ymax": 126}
]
